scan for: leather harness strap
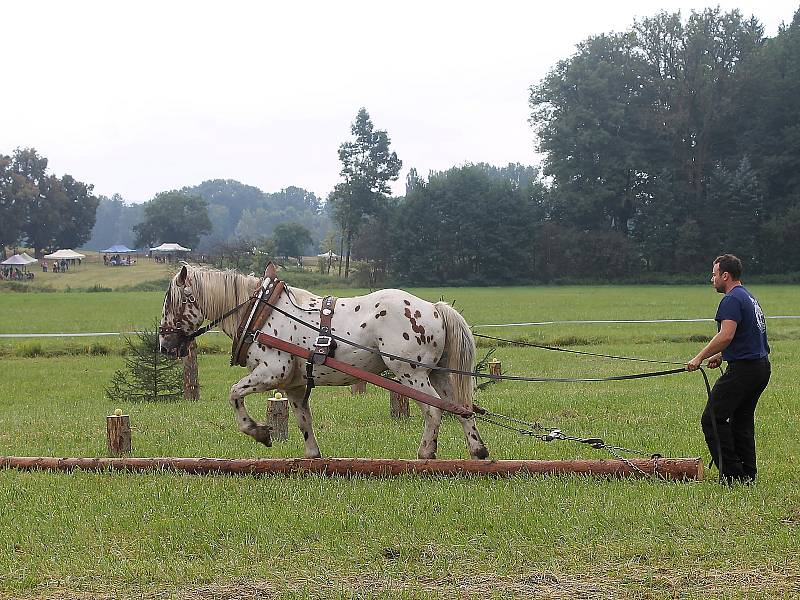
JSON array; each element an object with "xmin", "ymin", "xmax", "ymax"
[
  {"xmin": 304, "ymin": 295, "xmax": 338, "ymax": 402},
  {"xmin": 231, "ymin": 262, "xmax": 285, "ymax": 367},
  {"xmin": 254, "ymin": 330, "xmax": 473, "ymax": 417}
]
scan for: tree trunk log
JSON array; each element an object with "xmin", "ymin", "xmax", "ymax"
[
  {"xmin": 266, "ymin": 397, "xmax": 289, "ymax": 442},
  {"xmin": 0, "ymin": 456, "xmax": 704, "ymax": 481},
  {"xmin": 489, "ymin": 360, "xmax": 501, "ymax": 377},
  {"xmin": 106, "ymin": 415, "xmax": 131, "ymax": 457},
  {"xmin": 183, "ymin": 341, "xmax": 199, "ymax": 401},
  {"xmin": 389, "ymin": 390, "xmax": 410, "ymax": 419}
]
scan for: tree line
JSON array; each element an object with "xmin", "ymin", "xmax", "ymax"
[
  {"xmin": 3, "ymin": 7, "xmax": 798, "ymax": 283},
  {"xmin": 338, "ymin": 7, "xmax": 800, "ymax": 284}
]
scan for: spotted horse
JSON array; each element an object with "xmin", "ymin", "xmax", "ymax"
[{"xmin": 158, "ymin": 263, "xmax": 489, "ymax": 460}]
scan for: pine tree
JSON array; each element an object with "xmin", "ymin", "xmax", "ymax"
[{"xmin": 106, "ymin": 325, "xmax": 184, "ymax": 403}]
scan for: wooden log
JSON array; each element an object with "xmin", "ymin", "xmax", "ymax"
[
  {"xmin": 182, "ymin": 340, "xmax": 199, "ymax": 401},
  {"xmin": 350, "ymin": 380, "xmax": 367, "ymax": 395},
  {"xmin": 266, "ymin": 394, "xmax": 289, "ymax": 442},
  {"xmin": 106, "ymin": 414, "xmax": 131, "ymax": 457},
  {"xmin": 389, "ymin": 390, "xmax": 410, "ymax": 419},
  {"xmin": 489, "ymin": 359, "xmax": 501, "ymax": 377},
  {"xmin": 0, "ymin": 456, "xmax": 703, "ymax": 481}
]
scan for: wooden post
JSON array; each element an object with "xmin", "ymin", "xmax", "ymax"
[
  {"xmin": 267, "ymin": 392, "xmax": 289, "ymax": 442},
  {"xmin": 389, "ymin": 390, "xmax": 410, "ymax": 419},
  {"xmin": 350, "ymin": 380, "xmax": 367, "ymax": 395},
  {"xmin": 183, "ymin": 340, "xmax": 199, "ymax": 401},
  {"xmin": 106, "ymin": 411, "xmax": 131, "ymax": 457},
  {"xmin": 489, "ymin": 359, "xmax": 501, "ymax": 377}
]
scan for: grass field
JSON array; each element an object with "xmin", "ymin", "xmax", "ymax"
[{"xmin": 1, "ymin": 271, "xmax": 799, "ymax": 598}]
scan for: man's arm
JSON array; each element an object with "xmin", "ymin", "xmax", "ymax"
[{"xmin": 687, "ymin": 320, "xmax": 737, "ymax": 371}]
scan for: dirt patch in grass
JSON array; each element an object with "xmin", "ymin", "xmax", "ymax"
[{"xmin": 6, "ymin": 565, "xmax": 799, "ymax": 599}]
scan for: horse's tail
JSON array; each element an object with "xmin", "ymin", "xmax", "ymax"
[{"xmin": 435, "ymin": 302, "xmax": 475, "ymax": 412}]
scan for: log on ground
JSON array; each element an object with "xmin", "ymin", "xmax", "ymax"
[{"xmin": 0, "ymin": 456, "xmax": 703, "ymax": 480}]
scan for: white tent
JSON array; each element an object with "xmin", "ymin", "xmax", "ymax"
[
  {"xmin": 1, "ymin": 254, "xmax": 35, "ymax": 266},
  {"xmin": 317, "ymin": 250, "xmax": 339, "ymax": 258},
  {"xmin": 44, "ymin": 249, "xmax": 86, "ymax": 260},
  {"xmin": 150, "ymin": 243, "xmax": 191, "ymax": 252},
  {"xmin": 19, "ymin": 252, "xmax": 38, "ymax": 264}
]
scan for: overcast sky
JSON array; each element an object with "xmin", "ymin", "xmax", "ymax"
[{"xmin": 3, "ymin": 1, "xmax": 797, "ymax": 203}]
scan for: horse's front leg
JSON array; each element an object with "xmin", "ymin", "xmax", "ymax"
[
  {"xmin": 229, "ymin": 364, "xmax": 284, "ymax": 447},
  {"xmin": 284, "ymin": 386, "xmax": 321, "ymax": 458}
]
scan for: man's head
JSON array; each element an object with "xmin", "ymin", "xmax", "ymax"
[{"xmin": 711, "ymin": 254, "xmax": 742, "ymax": 293}]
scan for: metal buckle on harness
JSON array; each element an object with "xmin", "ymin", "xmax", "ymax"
[{"xmin": 314, "ymin": 335, "xmax": 332, "ymax": 348}]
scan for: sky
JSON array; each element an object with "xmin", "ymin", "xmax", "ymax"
[{"xmin": 2, "ymin": 1, "xmax": 797, "ymax": 204}]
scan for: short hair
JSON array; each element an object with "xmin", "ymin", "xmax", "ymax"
[{"xmin": 714, "ymin": 254, "xmax": 743, "ymax": 280}]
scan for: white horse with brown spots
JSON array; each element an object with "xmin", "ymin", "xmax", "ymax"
[{"xmin": 158, "ymin": 264, "xmax": 489, "ymax": 460}]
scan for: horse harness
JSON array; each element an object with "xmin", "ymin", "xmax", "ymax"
[{"xmin": 231, "ymin": 263, "xmax": 342, "ymax": 406}]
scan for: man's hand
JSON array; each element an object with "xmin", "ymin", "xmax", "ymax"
[
  {"xmin": 686, "ymin": 355, "xmax": 703, "ymax": 372},
  {"xmin": 707, "ymin": 354, "xmax": 722, "ymax": 369}
]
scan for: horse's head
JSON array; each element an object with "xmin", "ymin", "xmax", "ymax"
[{"xmin": 159, "ymin": 264, "xmax": 205, "ymax": 358}]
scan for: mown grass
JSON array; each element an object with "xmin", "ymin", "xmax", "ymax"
[{"xmin": 1, "ymin": 285, "xmax": 799, "ymax": 598}]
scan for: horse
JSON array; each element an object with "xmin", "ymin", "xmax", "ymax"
[{"xmin": 158, "ymin": 264, "xmax": 489, "ymax": 460}]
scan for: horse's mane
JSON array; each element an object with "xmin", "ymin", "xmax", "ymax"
[
  {"xmin": 168, "ymin": 264, "xmax": 320, "ymax": 337},
  {"xmin": 168, "ymin": 265, "xmax": 260, "ymax": 337}
]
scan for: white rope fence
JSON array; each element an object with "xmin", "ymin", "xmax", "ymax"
[{"xmin": 1, "ymin": 316, "xmax": 798, "ymax": 338}]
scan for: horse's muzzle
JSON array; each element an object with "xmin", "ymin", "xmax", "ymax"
[{"xmin": 159, "ymin": 327, "xmax": 190, "ymax": 359}]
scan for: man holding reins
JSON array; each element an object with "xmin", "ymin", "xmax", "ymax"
[{"xmin": 687, "ymin": 254, "xmax": 771, "ymax": 484}]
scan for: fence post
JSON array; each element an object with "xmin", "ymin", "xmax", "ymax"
[
  {"xmin": 389, "ymin": 391, "xmax": 410, "ymax": 419},
  {"xmin": 106, "ymin": 410, "xmax": 131, "ymax": 457},
  {"xmin": 350, "ymin": 380, "xmax": 367, "ymax": 395},
  {"xmin": 267, "ymin": 392, "xmax": 289, "ymax": 442},
  {"xmin": 489, "ymin": 359, "xmax": 502, "ymax": 378},
  {"xmin": 183, "ymin": 340, "xmax": 199, "ymax": 401}
]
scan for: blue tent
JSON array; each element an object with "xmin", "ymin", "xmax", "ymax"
[{"xmin": 102, "ymin": 245, "xmax": 136, "ymax": 253}]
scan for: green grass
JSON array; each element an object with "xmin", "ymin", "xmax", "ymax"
[{"xmin": 1, "ymin": 285, "xmax": 799, "ymax": 598}]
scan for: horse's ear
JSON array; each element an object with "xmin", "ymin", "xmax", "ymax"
[
  {"xmin": 177, "ymin": 264, "xmax": 188, "ymax": 285},
  {"xmin": 264, "ymin": 261, "xmax": 277, "ymax": 279}
]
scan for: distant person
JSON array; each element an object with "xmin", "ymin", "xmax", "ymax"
[
  {"xmin": 686, "ymin": 254, "xmax": 770, "ymax": 485},
  {"xmin": 103, "ymin": 254, "xmax": 109, "ymax": 266},
  {"xmin": 42, "ymin": 260, "xmax": 48, "ymax": 273}
]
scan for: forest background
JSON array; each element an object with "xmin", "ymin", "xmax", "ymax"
[{"xmin": 2, "ymin": 7, "xmax": 799, "ymax": 285}]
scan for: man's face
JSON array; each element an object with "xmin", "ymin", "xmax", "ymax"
[{"xmin": 711, "ymin": 263, "xmax": 727, "ymax": 293}]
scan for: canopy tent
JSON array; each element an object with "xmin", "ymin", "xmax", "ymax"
[
  {"xmin": 317, "ymin": 250, "xmax": 340, "ymax": 258},
  {"xmin": 1, "ymin": 254, "xmax": 36, "ymax": 266},
  {"xmin": 19, "ymin": 252, "xmax": 38, "ymax": 264},
  {"xmin": 150, "ymin": 243, "xmax": 191, "ymax": 252},
  {"xmin": 44, "ymin": 249, "xmax": 86, "ymax": 260},
  {"xmin": 102, "ymin": 244, "xmax": 136, "ymax": 253}
]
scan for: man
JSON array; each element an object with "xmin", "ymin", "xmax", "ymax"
[{"xmin": 687, "ymin": 254, "xmax": 771, "ymax": 484}]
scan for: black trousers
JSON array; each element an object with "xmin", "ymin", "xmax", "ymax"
[{"xmin": 701, "ymin": 358, "xmax": 770, "ymax": 482}]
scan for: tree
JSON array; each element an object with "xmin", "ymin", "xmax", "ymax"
[
  {"xmin": 331, "ymin": 108, "xmax": 401, "ymax": 278},
  {"xmin": 530, "ymin": 32, "xmax": 663, "ymax": 235},
  {"xmin": 106, "ymin": 326, "xmax": 184, "ymax": 403},
  {"xmin": 391, "ymin": 164, "xmax": 544, "ymax": 284},
  {"xmin": 0, "ymin": 154, "xmax": 27, "ymax": 256},
  {"xmin": 272, "ymin": 222, "xmax": 313, "ymax": 258},
  {"xmin": 86, "ymin": 194, "xmax": 145, "ymax": 250},
  {"xmin": 4, "ymin": 148, "xmax": 99, "ymax": 256},
  {"xmin": 133, "ymin": 191, "xmax": 212, "ymax": 249}
]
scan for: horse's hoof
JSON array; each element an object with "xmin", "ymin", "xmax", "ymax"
[
  {"xmin": 254, "ymin": 426, "xmax": 272, "ymax": 447},
  {"xmin": 417, "ymin": 452, "xmax": 437, "ymax": 460},
  {"xmin": 472, "ymin": 447, "xmax": 489, "ymax": 460}
]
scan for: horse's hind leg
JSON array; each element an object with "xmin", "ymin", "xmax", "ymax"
[
  {"xmin": 430, "ymin": 370, "xmax": 489, "ymax": 460},
  {"xmin": 229, "ymin": 364, "xmax": 281, "ymax": 446},
  {"xmin": 284, "ymin": 386, "xmax": 322, "ymax": 459},
  {"xmin": 415, "ymin": 402, "xmax": 444, "ymax": 459}
]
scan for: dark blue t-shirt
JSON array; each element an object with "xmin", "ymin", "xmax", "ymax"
[{"xmin": 715, "ymin": 285, "xmax": 770, "ymax": 361}]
